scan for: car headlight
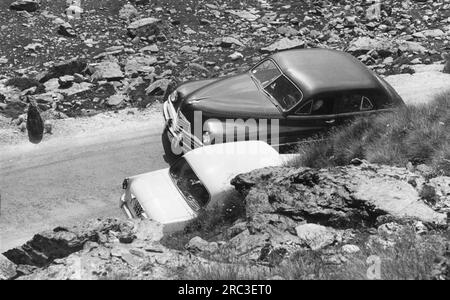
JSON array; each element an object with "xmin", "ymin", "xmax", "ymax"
[
  {"xmin": 168, "ymin": 90, "xmax": 178, "ymax": 103},
  {"xmin": 202, "ymin": 131, "xmax": 214, "ymax": 145}
]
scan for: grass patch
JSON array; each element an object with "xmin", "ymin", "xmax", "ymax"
[{"xmin": 291, "ymin": 92, "xmax": 450, "ymax": 176}]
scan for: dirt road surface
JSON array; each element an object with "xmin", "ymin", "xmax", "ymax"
[
  {"xmin": 1, "ymin": 71, "xmax": 449, "ymax": 252},
  {"xmin": 0, "ymin": 107, "xmax": 167, "ymax": 252}
]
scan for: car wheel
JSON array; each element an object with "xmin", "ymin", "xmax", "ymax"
[{"xmin": 161, "ymin": 127, "xmax": 182, "ymax": 164}]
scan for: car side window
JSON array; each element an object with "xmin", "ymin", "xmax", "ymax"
[
  {"xmin": 339, "ymin": 94, "xmax": 374, "ymax": 113},
  {"xmin": 295, "ymin": 101, "xmax": 313, "ymax": 115},
  {"xmin": 361, "ymin": 96, "xmax": 374, "ymax": 111},
  {"xmin": 311, "ymin": 98, "xmax": 335, "ymax": 115}
]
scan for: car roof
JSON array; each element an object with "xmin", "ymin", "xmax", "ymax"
[
  {"xmin": 184, "ymin": 141, "xmax": 282, "ymax": 198},
  {"xmin": 271, "ymin": 49, "xmax": 382, "ymax": 101}
]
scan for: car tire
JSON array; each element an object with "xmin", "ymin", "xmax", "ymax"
[{"xmin": 161, "ymin": 127, "xmax": 182, "ymax": 164}]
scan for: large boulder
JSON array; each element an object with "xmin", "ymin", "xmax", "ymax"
[
  {"xmin": 10, "ymin": 0, "xmax": 39, "ymax": 12},
  {"xmin": 231, "ymin": 162, "xmax": 446, "ymax": 229},
  {"xmin": 127, "ymin": 18, "xmax": 161, "ymax": 38}
]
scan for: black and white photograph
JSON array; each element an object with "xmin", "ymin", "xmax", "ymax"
[{"xmin": 0, "ymin": 0, "xmax": 449, "ymax": 284}]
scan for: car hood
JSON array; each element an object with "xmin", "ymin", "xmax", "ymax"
[
  {"xmin": 183, "ymin": 73, "xmax": 282, "ymax": 118},
  {"xmin": 129, "ymin": 169, "xmax": 196, "ymax": 225}
]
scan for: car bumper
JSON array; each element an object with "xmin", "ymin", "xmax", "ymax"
[{"xmin": 120, "ymin": 193, "xmax": 148, "ymax": 219}]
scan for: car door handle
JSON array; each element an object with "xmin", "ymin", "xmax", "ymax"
[{"xmin": 325, "ymin": 119, "xmax": 336, "ymax": 124}]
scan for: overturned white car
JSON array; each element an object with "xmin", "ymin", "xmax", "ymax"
[{"xmin": 120, "ymin": 141, "xmax": 294, "ymax": 233}]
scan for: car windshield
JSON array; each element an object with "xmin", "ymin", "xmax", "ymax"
[
  {"xmin": 251, "ymin": 60, "xmax": 303, "ymax": 110},
  {"xmin": 169, "ymin": 158, "xmax": 209, "ymax": 212}
]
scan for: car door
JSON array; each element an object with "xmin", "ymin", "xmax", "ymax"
[{"xmin": 279, "ymin": 96, "xmax": 338, "ymax": 146}]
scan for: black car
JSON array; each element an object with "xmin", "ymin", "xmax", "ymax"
[{"xmin": 162, "ymin": 48, "xmax": 404, "ymax": 157}]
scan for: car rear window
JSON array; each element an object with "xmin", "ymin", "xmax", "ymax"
[{"xmin": 169, "ymin": 158, "xmax": 210, "ymax": 211}]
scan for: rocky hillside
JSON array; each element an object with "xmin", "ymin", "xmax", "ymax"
[
  {"xmin": 1, "ymin": 0, "xmax": 449, "ymax": 121},
  {"xmin": 1, "ymin": 160, "xmax": 448, "ymax": 280}
]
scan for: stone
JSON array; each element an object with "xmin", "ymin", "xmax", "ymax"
[
  {"xmin": 295, "ymin": 224, "xmax": 341, "ymax": 250},
  {"xmin": 145, "ymin": 79, "xmax": 172, "ymax": 96},
  {"xmin": 186, "ymin": 237, "xmax": 219, "ymax": 254},
  {"xmin": 58, "ymin": 22, "xmax": 77, "ymax": 38},
  {"xmin": 227, "ymin": 10, "xmax": 259, "ymax": 22},
  {"xmin": 341, "ymin": 244, "xmax": 360, "ymax": 254},
  {"xmin": 44, "ymin": 120, "xmax": 52, "ymax": 134},
  {"xmin": 107, "ymin": 94, "xmax": 126, "ymax": 106},
  {"xmin": 366, "ymin": 3, "xmax": 381, "ymax": 21},
  {"xmin": 229, "ymin": 52, "xmax": 244, "ymax": 61},
  {"xmin": 127, "ymin": 18, "xmax": 161, "ymax": 38},
  {"xmin": 58, "ymin": 75, "xmax": 75, "ymax": 89},
  {"xmin": 24, "ymin": 43, "xmax": 44, "ymax": 52},
  {"xmin": 119, "ymin": 4, "xmax": 138, "ymax": 20},
  {"xmin": 261, "ymin": 38, "xmax": 305, "ymax": 53},
  {"xmin": 37, "ymin": 58, "xmax": 87, "ymax": 83},
  {"xmin": 347, "ymin": 37, "xmax": 427, "ymax": 56},
  {"xmin": 215, "ymin": 36, "xmax": 244, "ymax": 48},
  {"xmin": 91, "ymin": 61, "xmax": 124, "ymax": 81},
  {"xmin": 124, "ymin": 56, "xmax": 157, "ymax": 75},
  {"xmin": 421, "ymin": 29, "xmax": 445, "ymax": 38},
  {"xmin": 10, "ymin": 0, "xmax": 39, "ymax": 12},
  {"xmin": 0, "ymin": 254, "xmax": 17, "ymax": 280}
]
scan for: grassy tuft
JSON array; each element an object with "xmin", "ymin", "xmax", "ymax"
[{"xmin": 291, "ymin": 92, "xmax": 450, "ymax": 176}]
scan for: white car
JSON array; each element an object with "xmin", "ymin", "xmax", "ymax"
[{"xmin": 120, "ymin": 141, "xmax": 295, "ymax": 233}]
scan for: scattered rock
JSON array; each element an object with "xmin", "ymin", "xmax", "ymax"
[
  {"xmin": 10, "ymin": 0, "xmax": 39, "ymax": 12},
  {"xmin": 127, "ymin": 18, "xmax": 161, "ymax": 38},
  {"xmin": 261, "ymin": 38, "xmax": 305, "ymax": 53},
  {"xmin": 186, "ymin": 237, "xmax": 219, "ymax": 254},
  {"xmin": 295, "ymin": 224, "xmax": 342, "ymax": 250},
  {"xmin": 58, "ymin": 22, "xmax": 77, "ymax": 38},
  {"xmin": 145, "ymin": 79, "xmax": 172, "ymax": 96},
  {"xmin": 119, "ymin": 4, "xmax": 138, "ymax": 20},
  {"xmin": 90, "ymin": 61, "xmax": 124, "ymax": 81},
  {"xmin": 106, "ymin": 94, "xmax": 126, "ymax": 106}
]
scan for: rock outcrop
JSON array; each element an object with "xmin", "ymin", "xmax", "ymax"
[{"xmin": 3, "ymin": 218, "xmax": 209, "ymax": 280}]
